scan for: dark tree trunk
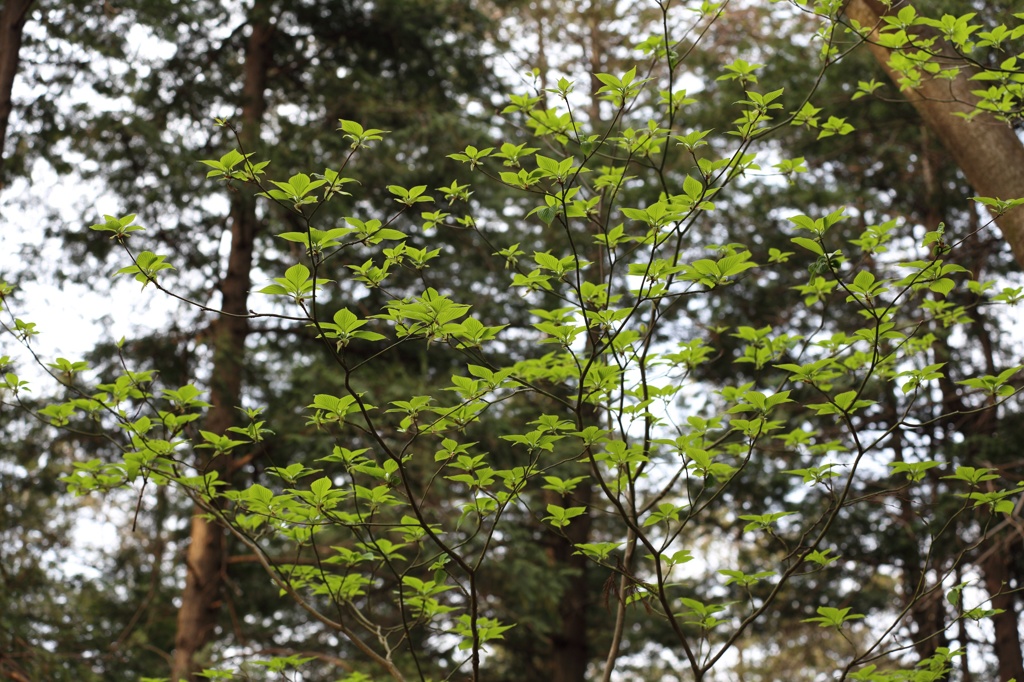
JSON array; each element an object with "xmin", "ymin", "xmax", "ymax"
[
  {"xmin": 949, "ymin": 306, "xmax": 1023, "ymax": 681},
  {"xmin": 0, "ymin": 0, "xmax": 33, "ymax": 186},
  {"xmin": 547, "ymin": 479, "xmax": 593, "ymax": 682},
  {"xmin": 981, "ymin": 546, "xmax": 1024, "ymax": 682},
  {"xmin": 843, "ymin": 0, "xmax": 1024, "ymax": 270},
  {"xmin": 170, "ymin": 3, "xmax": 274, "ymax": 679}
]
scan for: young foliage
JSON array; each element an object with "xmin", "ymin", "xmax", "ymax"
[{"xmin": 3, "ymin": 2, "xmax": 1024, "ymax": 681}]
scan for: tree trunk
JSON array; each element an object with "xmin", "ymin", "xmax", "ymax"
[
  {"xmin": 842, "ymin": 0, "xmax": 1024, "ymax": 270},
  {"xmin": 170, "ymin": 4, "xmax": 274, "ymax": 680},
  {"xmin": 546, "ymin": 480, "xmax": 592, "ymax": 682},
  {"xmin": 981, "ymin": 545, "xmax": 1024, "ymax": 682},
  {"xmin": 0, "ymin": 0, "xmax": 33, "ymax": 185},
  {"xmin": 958, "ymin": 311, "xmax": 1023, "ymax": 681},
  {"xmin": 965, "ymin": 318, "xmax": 1024, "ymax": 681},
  {"xmin": 880, "ymin": 372, "xmax": 954, "ymax": 670}
]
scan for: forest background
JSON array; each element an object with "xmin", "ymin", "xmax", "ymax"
[{"xmin": 1, "ymin": 1, "xmax": 1024, "ymax": 681}]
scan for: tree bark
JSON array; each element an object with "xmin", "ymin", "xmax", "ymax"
[
  {"xmin": 884, "ymin": 389, "xmax": 948, "ymax": 665},
  {"xmin": 546, "ymin": 480, "xmax": 592, "ymax": 682},
  {"xmin": 981, "ymin": 545, "xmax": 1024, "ymax": 682},
  {"xmin": 842, "ymin": 0, "xmax": 1024, "ymax": 269},
  {"xmin": 170, "ymin": 4, "xmax": 274, "ymax": 680},
  {"xmin": 0, "ymin": 0, "xmax": 33, "ymax": 186},
  {"xmin": 959, "ymin": 310, "xmax": 1023, "ymax": 680}
]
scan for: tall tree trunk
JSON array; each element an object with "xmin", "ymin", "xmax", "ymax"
[
  {"xmin": 170, "ymin": 4, "xmax": 274, "ymax": 680},
  {"xmin": 885, "ymin": 387, "xmax": 948, "ymax": 665},
  {"xmin": 842, "ymin": 0, "xmax": 1024, "ymax": 269},
  {"xmin": 546, "ymin": 480, "xmax": 593, "ymax": 682},
  {"xmin": 0, "ymin": 0, "xmax": 33, "ymax": 186},
  {"xmin": 962, "ymin": 313, "xmax": 1024, "ymax": 682},
  {"xmin": 538, "ymin": 8, "xmax": 631, "ymax": 678},
  {"xmin": 980, "ymin": 546, "xmax": 1024, "ymax": 682}
]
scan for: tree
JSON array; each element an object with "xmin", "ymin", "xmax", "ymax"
[
  {"xmin": 3, "ymin": 2, "xmax": 1024, "ymax": 681},
  {"xmin": 3, "ymin": 0, "xmax": 515, "ymax": 679},
  {"xmin": 842, "ymin": 0, "xmax": 1024, "ymax": 270},
  {"xmin": 0, "ymin": 0, "xmax": 141, "ymax": 194},
  {"xmin": 169, "ymin": 1, "xmax": 274, "ymax": 678},
  {"xmin": 651, "ymin": 2, "xmax": 1024, "ymax": 678},
  {"xmin": 0, "ymin": 0, "xmax": 32, "ymax": 184}
]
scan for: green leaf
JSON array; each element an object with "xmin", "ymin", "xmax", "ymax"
[
  {"xmin": 790, "ymin": 235, "xmax": 823, "ymax": 253},
  {"xmin": 803, "ymin": 605, "xmax": 864, "ymax": 629}
]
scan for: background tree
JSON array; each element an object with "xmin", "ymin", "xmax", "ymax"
[
  {"xmin": 843, "ymin": 0, "xmax": 1024, "ymax": 269},
  {"xmin": 0, "ymin": 0, "xmax": 32, "ymax": 183},
  {"xmin": 663, "ymin": 1, "xmax": 1024, "ymax": 678}
]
